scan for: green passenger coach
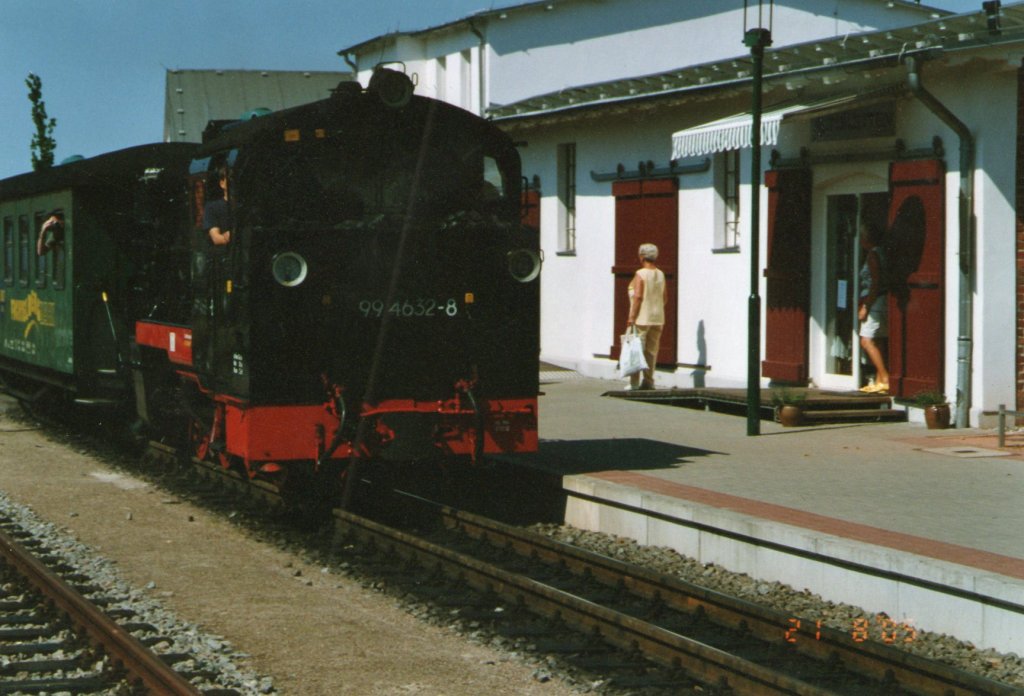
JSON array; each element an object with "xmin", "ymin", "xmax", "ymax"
[{"xmin": 0, "ymin": 144, "xmax": 196, "ymax": 407}]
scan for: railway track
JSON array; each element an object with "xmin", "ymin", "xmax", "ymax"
[
  {"xmin": 150, "ymin": 445, "xmax": 1019, "ymax": 695},
  {"xmin": 0, "ymin": 513, "xmax": 228, "ymax": 695},
  {"xmin": 334, "ymin": 496, "xmax": 1018, "ymax": 696}
]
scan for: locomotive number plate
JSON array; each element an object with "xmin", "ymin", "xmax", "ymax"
[{"xmin": 358, "ymin": 298, "xmax": 459, "ymax": 318}]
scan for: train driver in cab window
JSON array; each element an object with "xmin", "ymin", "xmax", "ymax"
[
  {"xmin": 36, "ymin": 209, "xmax": 65, "ymax": 256},
  {"xmin": 203, "ymin": 165, "xmax": 232, "ymax": 246}
]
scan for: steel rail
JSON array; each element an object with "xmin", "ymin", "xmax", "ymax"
[
  {"xmin": 439, "ymin": 505, "xmax": 1019, "ymax": 696},
  {"xmin": 0, "ymin": 526, "xmax": 200, "ymax": 695},
  {"xmin": 334, "ymin": 506, "xmax": 835, "ymax": 696}
]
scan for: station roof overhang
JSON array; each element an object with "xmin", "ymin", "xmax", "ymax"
[
  {"xmin": 338, "ymin": 0, "xmax": 947, "ymax": 62},
  {"xmin": 669, "ymin": 92, "xmax": 900, "ymax": 159},
  {"xmin": 489, "ymin": 3, "xmax": 1024, "ymax": 131}
]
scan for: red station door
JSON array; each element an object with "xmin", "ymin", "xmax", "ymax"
[{"xmin": 610, "ymin": 178, "xmax": 678, "ymax": 365}]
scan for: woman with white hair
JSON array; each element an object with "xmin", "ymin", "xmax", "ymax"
[{"xmin": 626, "ymin": 242, "xmax": 667, "ymax": 390}]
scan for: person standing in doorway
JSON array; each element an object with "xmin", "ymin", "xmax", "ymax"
[
  {"xmin": 858, "ymin": 220, "xmax": 889, "ymax": 393},
  {"xmin": 626, "ymin": 242, "xmax": 667, "ymax": 390}
]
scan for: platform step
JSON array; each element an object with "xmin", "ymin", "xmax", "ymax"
[
  {"xmin": 801, "ymin": 408, "xmax": 906, "ymax": 424},
  {"xmin": 804, "ymin": 395, "xmax": 892, "ymax": 410}
]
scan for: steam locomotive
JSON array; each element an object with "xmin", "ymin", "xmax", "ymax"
[{"xmin": 0, "ymin": 68, "xmax": 540, "ymax": 502}]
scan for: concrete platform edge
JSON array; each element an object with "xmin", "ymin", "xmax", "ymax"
[{"xmin": 564, "ymin": 474, "xmax": 1024, "ymax": 654}]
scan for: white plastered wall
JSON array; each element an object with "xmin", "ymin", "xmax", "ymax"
[
  {"xmin": 521, "ymin": 106, "xmax": 767, "ymax": 387},
  {"xmin": 524, "ymin": 53, "xmax": 1024, "ymax": 418}
]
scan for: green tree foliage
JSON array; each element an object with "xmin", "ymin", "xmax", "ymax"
[{"xmin": 26, "ymin": 72, "xmax": 57, "ymax": 171}]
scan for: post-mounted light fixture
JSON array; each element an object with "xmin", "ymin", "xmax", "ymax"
[{"xmin": 743, "ymin": 1, "xmax": 773, "ymax": 436}]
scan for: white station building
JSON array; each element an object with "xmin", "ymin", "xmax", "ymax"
[{"xmin": 340, "ymin": 0, "xmax": 1024, "ymax": 428}]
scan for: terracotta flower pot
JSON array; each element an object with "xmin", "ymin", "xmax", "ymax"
[
  {"xmin": 924, "ymin": 403, "xmax": 951, "ymax": 429},
  {"xmin": 777, "ymin": 404, "xmax": 804, "ymax": 427}
]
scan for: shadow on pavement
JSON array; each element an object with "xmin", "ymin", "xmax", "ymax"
[{"xmin": 536, "ymin": 438, "xmax": 723, "ymax": 474}]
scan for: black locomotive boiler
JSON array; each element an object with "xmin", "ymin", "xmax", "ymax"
[{"xmin": 4, "ymin": 68, "xmax": 541, "ymax": 500}]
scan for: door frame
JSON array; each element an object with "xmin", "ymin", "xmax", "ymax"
[{"xmin": 809, "ymin": 165, "xmax": 888, "ymax": 392}]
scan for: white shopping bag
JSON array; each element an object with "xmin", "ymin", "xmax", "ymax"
[{"xmin": 618, "ymin": 328, "xmax": 648, "ymax": 378}]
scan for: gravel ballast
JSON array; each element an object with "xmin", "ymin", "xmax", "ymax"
[
  {"xmin": 530, "ymin": 523, "xmax": 1024, "ymax": 689},
  {"xmin": 0, "ymin": 490, "xmax": 274, "ymax": 694}
]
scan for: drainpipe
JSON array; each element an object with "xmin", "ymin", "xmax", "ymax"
[
  {"xmin": 905, "ymin": 55, "xmax": 974, "ymax": 428},
  {"xmin": 468, "ymin": 19, "xmax": 487, "ymax": 117}
]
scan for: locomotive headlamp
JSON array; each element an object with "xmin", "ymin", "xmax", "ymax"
[
  {"xmin": 507, "ymin": 249, "xmax": 541, "ymax": 283},
  {"xmin": 272, "ymin": 252, "xmax": 308, "ymax": 287}
]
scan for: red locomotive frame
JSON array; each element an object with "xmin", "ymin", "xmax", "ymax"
[{"xmin": 136, "ymin": 319, "xmax": 538, "ymax": 478}]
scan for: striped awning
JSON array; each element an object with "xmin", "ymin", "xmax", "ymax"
[{"xmin": 671, "ymin": 95, "xmax": 866, "ymax": 159}]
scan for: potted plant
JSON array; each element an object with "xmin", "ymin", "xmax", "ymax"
[
  {"xmin": 913, "ymin": 390, "xmax": 950, "ymax": 429},
  {"xmin": 771, "ymin": 388, "xmax": 807, "ymax": 427}
]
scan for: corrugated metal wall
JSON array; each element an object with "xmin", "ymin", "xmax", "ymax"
[{"xmin": 164, "ymin": 69, "xmax": 352, "ymax": 143}]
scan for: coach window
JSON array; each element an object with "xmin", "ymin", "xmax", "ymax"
[
  {"xmin": 51, "ymin": 224, "xmax": 65, "ymax": 289},
  {"xmin": 2, "ymin": 217, "xmax": 12, "ymax": 285},
  {"xmin": 33, "ymin": 212, "xmax": 47, "ymax": 288},
  {"xmin": 17, "ymin": 215, "xmax": 29, "ymax": 288}
]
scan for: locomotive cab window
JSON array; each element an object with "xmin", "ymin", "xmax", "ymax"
[{"xmin": 482, "ymin": 156, "xmax": 506, "ymax": 202}]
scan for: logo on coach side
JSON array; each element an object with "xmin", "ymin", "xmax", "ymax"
[{"xmin": 10, "ymin": 290, "xmax": 56, "ymax": 339}]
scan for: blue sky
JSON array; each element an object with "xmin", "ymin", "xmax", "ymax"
[{"xmin": 0, "ymin": 0, "xmax": 991, "ymax": 180}]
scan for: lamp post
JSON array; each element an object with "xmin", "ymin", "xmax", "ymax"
[{"xmin": 744, "ymin": 1, "xmax": 772, "ymax": 436}]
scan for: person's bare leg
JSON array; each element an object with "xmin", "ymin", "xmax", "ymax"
[{"xmin": 860, "ymin": 336, "xmax": 889, "ymax": 386}]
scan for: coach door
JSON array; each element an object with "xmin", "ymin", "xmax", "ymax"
[
  {"xmin": 886, "ymin": 159, "xmax": 945, "ymax": 398},
  {"xmin": 610, "ymin": 178, "xmax": 677, "ymax": 365}
]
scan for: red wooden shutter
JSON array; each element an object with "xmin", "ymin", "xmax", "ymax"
[
  {"xmin": 762, "ymin": 168, "xmax": 812, "ymax": 384},
  {"xmin": 610, "ymin": 178, "xmax": 678, "ymax": 364},
  {"xmin": 887, "ymin": 159, "xmax": 945, "ymax": 398}
]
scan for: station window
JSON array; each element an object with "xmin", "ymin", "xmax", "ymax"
[
  {"xmin": 713, "ymin": 149, "xmax": 741, "ymax": 251},
  {"xmin": 557, "ymin": 142, "xmax": 577, "ymax": 254},
  {"xmin": 2, "ymin": 217, "xmax": 12, "ymax": 285},
  {"xmin": 17, "ymin": 215, "xmax": 29, "ymax": 288},
  {"xmin": 33, "ymin": 212, "xmax": 47, "ymax": 289}
]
